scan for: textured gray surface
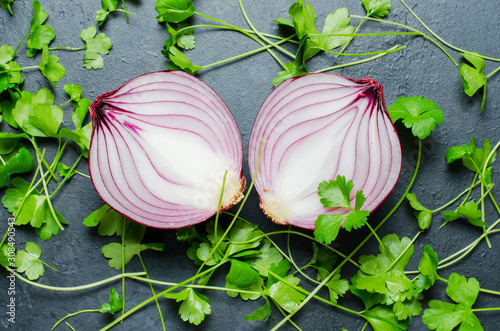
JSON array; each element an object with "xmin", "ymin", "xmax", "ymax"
[{"xmin": 1, "ymin": 0, "xmax": 500, "ymax": 330}]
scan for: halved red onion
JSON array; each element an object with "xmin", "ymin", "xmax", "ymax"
[
  {"xmin": 89, "ymin": 71, "xmax": 245, "ymax": 229},
  {"xmin": 248, "ymin": 73, "xmax": 402, "ymax": 230}
]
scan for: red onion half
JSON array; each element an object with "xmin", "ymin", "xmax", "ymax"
[
  {"xmin": 248, "ymin": 73, "xmax": 402, "ymax": 229},
  {"xmin": 89, "ymin": 71, "xmax": 245, "ymax": 229}
]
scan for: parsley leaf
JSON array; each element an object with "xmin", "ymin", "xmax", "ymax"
[
  {"xmin": 314, "ymin": 175, "xmax": 369, "ymax": 244},
  {"xmin": 0, "ymin": 45, "xmax": 24, "ymax": 94},
  {"xmin": 0, "ymin": 143, "xmax": 34, "ymax": 188},
  {"xmin": 355, "ymin": 234, "xmax": 414, "ymax": 305},
  {"xmin": 99, "ymin": 287, "xmax": 123, "ymax": 315},
  {"xmin": 38, "ymin": 45, "xmax": 66, "ymax": 87},
  {"xmin": 387, "ymin": 96, "xmax": 444, "ymax": 139},
  {"xmin": 264, "ymin": 274, "xmax": 306, "ymax": 314},
  {"xmin": 14, "ymin": 242, "xmax": 46, "ymax": 280},
  {"xmin": 155, "ymin": 0, "xmax": 195, "ymax": 24},
  {"xmin": 284, "ymin": 1, "xmax": 353, "ymax": 60},
  {"xmin": 362, "ymin": 304, "xmax": 409, "ymax": 331},
  {"xmin": 445, "ymin": 136, "xmax": 495, "ymax": 180},
  {"xmin": 101, "ymin": 221, "xmax": 165, "ymax": 269},
  {"xmin": 361, "ymin": 0, "xmax": 392, "ymax": 18},
  {"xmin": 414, "ymin": 245, "xmax": 439, "ymax": 292},
  {"xmin": 164, "ymin": 288, "xmax": 211, "ymax": 325},
  {"xmin": 244, "ymin": 298, "xmax": 272, "ymax": 321},
  {"xmin": 165, "ymin": 23, "xmax": 195, "ymax": 50},
  {"xmin": 11, "ymin": 88, "xmax": 63, "ymax": 137},
  {"xmin": 406, "ymin": 192, "xmax": 432, "ymax": 230},
  {"xmin": 80, "ymin": 26, "xmax": 112, "ymax": 70},
  {"xmin": 226, "ymin": 259, "xmax": 261, "ymax": 289},
  {"xmin": 459, "ymin": 52, "xmax": 487, "ymax": 112},
  {"xmin": 422, "ymin": 273, "xmax": 482, "ymax": 331},
  {"xmin": 441, "ymin": 201, "xmax": 486, "ymax": 228},
  {"xmin": 83, "ymin": 204, "xmax": 127, "ymax": 236},
  {"xmin": 164, "ymin": 45, "xmax": 202, "ymax": 75}
]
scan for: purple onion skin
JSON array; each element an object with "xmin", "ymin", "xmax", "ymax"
[
  {"xmin": 89, "ymin": 71, "xmax": 245, "ymax": 229},
  {"xmin": 248, "ymin": 73, "xmax": 402, "ymax": 230}
]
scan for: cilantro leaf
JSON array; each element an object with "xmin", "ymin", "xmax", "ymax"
[
  {"xmin": 393, "ymin": 293, "xmax": 423, "ymax": 320},
  {"xmin": 319, "ymin": 271, "xmax": 349, "ymax": 304},
  {"xmin": 63, "ymin": 83, "xmax": 83, "ymax": 103},
  {"xmin": 422, "ymin": 273, "xmax": 482, "ymax": 331},
  {"xmin": 83, "ymin": 204, "xmax": 128, "ymax": 236},
  {"xmin": 26, "ymin": 1, "xmax": 55, "ymax": 57},
  {"xmin": 164, "ymin": 288, "xmax": 211, "ymax": 325},
  {"xmin": 155, "ymin": 0, "xmax": 195, "ymax": 24},
  {"xmin": 459, "ymin": 53, "xmax": 487, "ymax": 112},
  {"xmin": 80, "ymin": 26, "xmax": 112, "ymax": 70},
  {"xmin": 38, "ymin": 45, "xmax": 65, "ymax": 87},
  {"xmin": 14, "ymin": 242, "xmax": 45, "ymax": 280},
  {"xmin": 441, "ymin": 201, "xmax": 486, "ymax": 228},
  {"xmin": 264, "ymin": 274, "xmax": 306, "ymax": 313},
  {"xmin": 226, "ymin": 259, "xmax": 261, "ymax": 289},
  {"xmin": 101, "ymin": 222, "xmax": 165, "ymax": 269},
  {"xmin": 387, "ymin": 96, "xmax": 444, "ymax": 139},
  {"xmin": 2, "ymin": 176, "xmax": 30, "ymax": 213},
  {"xmin": 247, "ymin": 239, "xmax": 284, "ymax": 277},
  {"xmin": 314, "ymin": 175, "xmax": 369, "ymax": 244},
  {"xmin": 99, "ymin": 287, "xmax": 123, "ymax": 315},
  {"xmin": 166, "ymin": 23, "xmax": 195, "ymax": 50},
  {"xmin": 362, "ymin": 0, "xmax": 392, "ymax": 18},
  {"xmin": 0, "ymin": 244, "xmax": 15, "ymax": 268},
  {"xmin": 244, "ymin": 298, "xmax": 272, "ymax": 321},
  {"xmin": 0, "ymin": 143, "xmax": 34, "ymax": 188},
  {"xmin": 0, "ymin": 47, "xmax": 24, "ymax": 93},
  {"xmin": 362, "ymin": 304, "xmax": 409, "ymax": 331},
  {"xmin": 406, "ymin": 192, "xmax": 432, "ymax": 230},
  {"xmin": 164, "ymin": 45, "xmax": 202, "ymax": 75},
  {"xmin": 0, "ymin": 44, "xmax": 15, "ymax": 64},
  {"xmin": 355, "ymin": 234, "xmax": 414, "ymax": 305},
  {"xmin": 445, "ymin": 136, "xmax": 495, "ymax": 178},
  {"xmin": 226, "ymin": 277, "xmax": 263, "ymax": 301},
  {"xmin": 415, "ymin": 245, "xmax": 439, "ymax": 292}
]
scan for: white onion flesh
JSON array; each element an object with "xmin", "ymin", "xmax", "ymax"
[
  {"xmin": 248, "ymin": 73, "xmax": 402, "ymax": 229},
  {"xmin": 89, "ymin": 71, "xmax": 245, "ymax": 229}
]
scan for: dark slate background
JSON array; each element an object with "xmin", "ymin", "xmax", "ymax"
[{"xmin": 1, "ymin": 0, "xmax": 500, "ymax": 330}]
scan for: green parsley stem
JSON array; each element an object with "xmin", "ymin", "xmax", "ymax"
[
  {"xmin": 29, "ymin": 137, "xmax": 58, "ymax": 182},
  {"xmin": 213, "ymin": 171, "xmax": 228, "ymax": 261},
  {"xmin": 486, "ymin": 64, "xmax": 500, "ymax": 79},
  {"xmin": 350, "ymin": 15, "xmax": 458, "ymax": 66},
  {"xmin": 0, "ymin": 155, "xmax": 6, "ymax": 166},
  {"xmin": 309, "ymin": 32, "xmax": 422, "ymax": 37},
  {"xmin": 314, "ymin": 45, "xmax": 404, "ymax": 73},
  {"xmin": 336, "ymin": 15, "xmax": 367, "ymax": 57},
  {"xmin": 364, "ymin": 221, "xmax": 384, "ymax": 248},
  {"xmin": 385, "ymin": 231, "xmax": 421, "ymax": 273},
  {"xmin": 52, "ymin": 309, "xmax": 100, "ymax": 330},
  {"xmin": 40, "ymin": 259, "xmax": 58, "ymax": 272},
  {"xmin": 100, "ymin": 262, "xmax": 226, "ymax": 331},
  {"xmin": 430, "ymin": 181, "xmax": 481, "ymax": 213},
  {"xmin": 238, "ymin": 0, "xmax": 295, "ymax": 60},
  {"xmin": 4, "ymin": 267, "xmax": 146, "ymax": 291},
  {"xmin": 201, "ymin": 34, "xmax": 295, "ymax": 70},
  {"xmin": 128, "ymin": 276, "xmax": 261, "ymax": 296},
  {"xmin": 324, "ymin": 45, "xmax": 406, "ymax": 57},
  {"xmin": 472, "ymin": 307, "xmax": 500, "ymax": 312},
  {"xmin": 50, "ymin": 154, "xmax": 83, "ymax": 198},
  {"xmin": 138, "ymin": 254, "xmax": 166, "ymax": 331},
  {"xmin": 194, "ymin": 11, "xmax": 287, "ymax": 69},
  {"xmin": 64, "ymin": 323, "xmax": 76, "ymax": 331},
  {"xmin": 48, "ymin": 46, "xmax": 86, "ymax": 51},
  {"xmin": 14, "ymin": 30, "xmax": 31, "ymax": 56},
  {"xmin": 38, "ymin": 149, "xmax": 64, "ymax": 231},
  {"xmin": 399, "ymin": 0, "xmax": 500, "ymax": 62},
  {"xmin": 0, "ymin": 65, "xmax": 39, "ymax": 74}
]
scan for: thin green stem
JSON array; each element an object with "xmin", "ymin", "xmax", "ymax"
[
  {"xmin": 238, "ymin": 0, "xmax": 295, "ymax": 59},
  {"xmin": 37, "ymin": 148, "xmax": 64, "ymax": 231},
  {"xmin": 337, "ymin": 15, "xmax": 367, "ymax": 56},
  {"xmin": 100, "ymin": 263, "xmax": 226, "ymax": 331},
  {"xmin": 194, "ymin": 11, "xmax": 287, "ymax": 69},
  {"xmin": 138, "ymin": 254, "xmax": 166, "ymax": 331},
  {"xmin": 120, "ymin": 0, "xmax": 129, "ymax": 23},
  {"xmin": 385, "ymin": 231, "xmax": 421, "ymax": 272},
  {"xmin": 14, "ymin": 30, "xmax": 30, "ymax": 56},
  {"xmin": 121, "ymin": 217, "xmax": 126, "ymax": 319},
  {"xmin": 486, "ymin": 64, "xmax": 500, "ymax": 78},
  {"xmin": 50, "ymin": 154, "xmax": 83, "ymax": 198},
  {"xmin": 325, "ymin": 45, "xmax": 406, "ymax": 57},
  {"xmin": 29, "ymin": 137, "xmax": 58, "ymax": 182},
  {"xmin": 472, "ymin": 307, "xmax": 500, "ymax": 312},
  {"xmin": 52, "ymin": 309, "xmax": 100, "ymax": 330},
  {"xmin": 315, "ymin": 45, "xmax": 404, "ymax": 73},
  {"xmin": 364, "ymin": 221, "xmax": 384, "ymax": 248},
  {"xmin": 431, "ymin": 181, "xmax": 481, "ymax": 213},
  {"xmin": 40, "ymin": 260, "xmax": 58, "ymax": 272},
  {"xmin": 129, "ymin": 276, "xmax": 260, "ymax": 296},
  {"xmin": 48, "ymin": 46, "xmax": 86, "ymax": 51},
  {"xmin": 4, "ymin": 268, "xmax": 146, "ymax": 291},
  {"xmin": 201, "ymin": 33, "xmax": 295, "ymax": 70},
  {"xmin": 350, "ymin": 15, "xmax": 458, "ymax": 65},
  {"xmin": 399, "ymin": 0, "xmax": 500, "ymax": 62}
]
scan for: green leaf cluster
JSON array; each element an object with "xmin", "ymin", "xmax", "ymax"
[
  {"xmin": 80, "ymin": 26, "xmax": 113, "ymax": 70},
  {"xmin": 361, "ymin": 0, "xmax": 392, "ymax": 18},
  {"xmin": 388, "ymin": 96, "xmax": 444, "ymax": 140},
  {"xmin": 99, "ymin": 287, "xmax": 124, "ymax": 315},
  {"xmin": 26, "ymin": 1, "xmax": 55, "ymax": 58},
  {"xmin": 314, "ymin": 175, "xmax": 370, "ymax": 244},
  {"xmin": 459, "ymin": 53, "xmax": 487, "ymax": 112},
  {"xmin": 155, "ymin": 0, "xmax": 195, "ymax": 24},
  {"xmin": 423, "ymin": 273, "xmax": 482, "ymax": 331},
  {"xmin": 84, "ymin": 204, "xmax": 165, "ymax": 269},
  {"xmin": 14, "ymin": 241, "xmax": 55, "ymax": 280},
  {"xmin": 445, "ymin": 136, "xmax": 495, "ymax": 179},
  {"xmin": 0, "ymin": 44, "xmax": 24, "ymax": 94}
]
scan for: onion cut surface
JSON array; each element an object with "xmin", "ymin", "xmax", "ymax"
[
  {"xmin": 89, "ymin": 71, "xmax": 245, "ymax": 229},
  {"xmin": 248, "ymin": 73, "xmax": 402, "ymax": 230}
]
